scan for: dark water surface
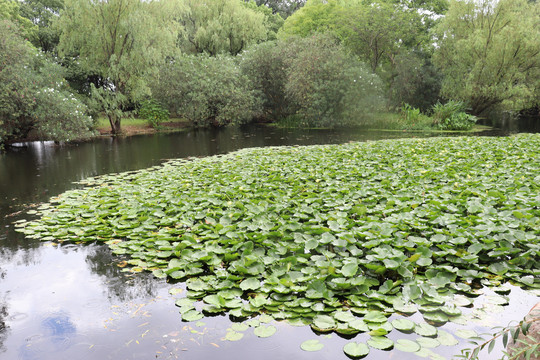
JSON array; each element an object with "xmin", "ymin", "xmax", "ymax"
[{"xmin": 0, "ymin": 124, "xmax": 538, "ymax": 360}]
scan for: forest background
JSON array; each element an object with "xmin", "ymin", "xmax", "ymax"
[{"xmin": 0, "ymin": 0, "xmax": 539, "ymax": 146}]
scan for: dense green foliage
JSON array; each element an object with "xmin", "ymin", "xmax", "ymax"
[
  {"xmin": 56, "ymin": 0, "xmax": 181, "ymax": 134},
  {"xmin": 179, "ymin": 0, "xmax": 271, "ymax": 56},
  {"xmin": 432, "ymin": 101, "xmax": 477, "ymax": 131},
  {"xmin": 16, "ymin": 134, "xmax": 540, "ymax": 356},
  {"xmin": 434, "ymin": 0, "xmax": 540, "ymax": 115},
  {"xmin": 0, "ymin": 20, "xmax": 94, "ymax": 144},
  {"xmin": 282, "ymin": 35, "xmax": 383, "ymax": 127},
  {"xmin": 152, "ymin": 54, "xmax": 260, "ymax": 127},
  {"xmin": 1, "ymin": 0, "xmax": 540, "ymax": 143},
  {"xmin": 240, "ymin": 35, "xmax": 384, "ymax": 127},
  {"xmin": 138, "ymin": 99, "xmax": 169, "ymax": 129}
]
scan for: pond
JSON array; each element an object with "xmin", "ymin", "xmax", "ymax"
[{"xmin": 0, "ymin": 123, "xmax": 538, "ymax": 360}]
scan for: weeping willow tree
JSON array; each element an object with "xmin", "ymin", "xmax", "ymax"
[
  {"xmin": 434, "ymin": 0, "xmax": 540, "ymax": 115},
  {"xmin": 179, "ymin": 0, "xmax": 269, "ymax": 56},
  {"xmin": 56, "ymin": 0, "xmax": 182, "ymax": 134}
]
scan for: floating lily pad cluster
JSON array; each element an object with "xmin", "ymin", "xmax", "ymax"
[{"xmin": 15, "ymin": 135, "xmax": 540, "ymax": 357}]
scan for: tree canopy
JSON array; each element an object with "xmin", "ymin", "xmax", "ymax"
[
  {"xmin": 179, "ymin": 0, "xmax": 271, "ymax": 56},
  {"xmin": 56, "ymin": 0, "xmax": 182, "ymax": 133},
  {"xmin": 434, "ymin": 0, "xmax": 540, "ymax": 115}
]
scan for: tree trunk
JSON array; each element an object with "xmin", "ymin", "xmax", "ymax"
[{"xmin": 108, "ymin": 115, "xmax": 122, "ymax": 135}]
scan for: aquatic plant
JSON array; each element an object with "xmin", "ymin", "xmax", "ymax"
[{"xmin": 15, "ymin": 134, "xmax": 540, "ymax": 357}]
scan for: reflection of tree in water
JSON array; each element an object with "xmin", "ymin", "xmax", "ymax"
[
  {"xmin": 0, "ymin": 268, "xmax": 9, "ymax": 355},
  {"xmin": 85, "ymin": 244, "xmax": 158, "ymax": 302}
]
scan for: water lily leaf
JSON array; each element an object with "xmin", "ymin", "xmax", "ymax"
[
  {"xmin": 342, "ymin": 263, "xmax": 358, "ymax": 277},
  {"xmin": 423, "ymin": 312, "xmax": 448, "ymax": 324},
  {"xmin": 225, "ymin": 331, "xmax": 244, "ymax": 341},
  {"xmin": 300, "ymin": 339, "xmax": 324, "ymax": 352},
  {"xmin": 253, "ymin": 325, "xmax": 277, "ymax": 338},
  {"xmin": 414, "ymin": 323, "xmax": 438, "ymax": 337},
  {"xmin": 436, "ymin": 329, "xmax": 459, "ymax": 346},
  {"xmin": 395, "ymin": 339, "xmax": 420, "ymax": 352},
  {"xmin": 348, "ymin": 319, "xmax": 369, "ymax": 332},
  {"xmin": 391, "ymin": 318, "xmax": 415, "ymax": 332},
  {"xmin": 343, "ymin": 342, "xmax": 369, "ymax": 358},
  {"xmin": 364, "ymin": 311, "xmax": 386, "ymax": 323},
  {"xmin": 416, "ymin": 337, "xmax": 440, "ymax": 348},
  {"xmin": 231, "ymin": 323, "xmax": 249, "ymax": 332},
  {"xmin": 182, "ymin": 309, "xmax": 204, "ymax": 322},
  {"xmin": 455, "ymin": 329, "xmax": 478, "ymax": 339},
  {"xmin": 313, "ymin": 315, "xmax": 336, "ymax": 330},
  {"xmin": 240, "ymin": 277, "xmax": 261, "ymax": 291},
  {"xmin": 367, "ymin": 336, "xmax": 394, "ymax": 350}
]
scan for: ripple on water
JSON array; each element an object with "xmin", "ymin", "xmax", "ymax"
[{"xmin": 9, "ymin": 312, "xmax": 29, "ymax": 321}]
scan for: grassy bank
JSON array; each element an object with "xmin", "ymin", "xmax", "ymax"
[{"xmin": 95, "ymin": 117, "xmax": 190, "ymax": 136}]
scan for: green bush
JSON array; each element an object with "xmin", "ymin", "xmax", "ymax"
[
  {"xmin": 432, "ymin": 101, "xmax": 477, "ymax": 130},
  {"xmin": 32, "ymin": 87, "xmax": 95, "ymax": 141},
  {"xmin": 152, "ymin": 54, "xmax": 261, "ymax": 127},
  {"xmin": 239, "ymin": 41, "xmax": 290, "ymax": 121},
  {"xmin": 138, "ymin": 99, "xmax": 169, "ymax": 128},
  {"xmin": 284, "ymin": 35, "xmax": 384, "ymax": 128},
  {"xmin": 0, "ymin": 20, "xmax": 95, "ymax": 145}
]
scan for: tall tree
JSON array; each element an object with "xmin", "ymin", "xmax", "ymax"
[
  {"xmin": 249, "ymin": 0, "xmax": 306, "ymax": 18},
  {"xmin": 0, "ymin": 0, "xmax": 38, "ymax": 42},
  {"xmin": 56, "ymin": 0, "xmax": 181, "ymax": 134},
  {"xmin": 179, "ymin": 0, "xmax": 269, "ymax": 56},
  {"xmin": 434, "ymin": 0, "xmax": 540, "ymax": 115},
  {"xmin": 19, "ymin": 0, "xmax": 64, "ymax": 52}
]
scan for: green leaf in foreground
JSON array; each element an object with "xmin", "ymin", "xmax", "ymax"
[
  {"xmin": 395, "ymin": 339, "xmax": 421, "ymax": 352},
  {"xmin": 253, "ymin": 325, "xmax": 277, "ymax": 338},
  {"xmin": 367, "ymin": 336, "xmax": 394, "ymax": 350},
  {"xmin": 343, "ymin": 342, "xmax": 370, "ymax": 358},
  {"xmin": 225, "ymin": 331, "xmax": 244, "ymax": 341},
  {"xmin": 301, "ymin": 339, "xmax": 324, "ymax": 352},
  {"xmin": 392, "ymin": 318, "xmax": 415, "ymax": 332}
]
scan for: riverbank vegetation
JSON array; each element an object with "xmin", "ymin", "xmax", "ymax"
[
  {"xmin": 15, "ymin": 134, "xmax": 540, "ymax": 357},
  {"xmin": 1, "ymin": 0, "xmax": 539, "ymax": 146}
]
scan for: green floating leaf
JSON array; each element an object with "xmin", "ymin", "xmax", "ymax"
[
  {"xmin": 395, "ymin": 339, "xmax": 420, "ymax": 353},
  {"xmin": 343, "ymin": 342, "xmax": 369, "ymax": 358},
  {"xmin": 240, "ymin": 277, "xmax": 261, "ymax": 291},
  {"xmin": 253, "ymin": 325, "xmax": 277, "ymax": 338},
  {"xmin": 367, "ymin": 336, "xmax": 394, "ymax": 350},
  {"xmin": 313, "ymin": 315, "xmax": 336, "ymax": 330},
  {"xmin": 391, "ymin": 318, "xmax": 415, "ymax": 332},
  {"xmin": 231, "ymin": 323, "xmax": 249, "ymax": 332},
  {"xmin": 225, "ymin": 331, "xmax": 244, "ymax": 341},
  {"xmin": 414, "ymin": 322, "xmax": 438, "ymax": 337},
  {"xmin": 364, "ymin": 311, "xmax": 387, "ymax": 323},
  {"xmin": 455, "ymin": 329, "xmax": 479, "ymax": 339},
  {"xmin": 182, "ymin": 309, "xmax": 203, "ymax": 322},
  {"xmin": 437, "ymin": 329, "xmax": 459, "ymax": 346},
  {"xmin": 300, "ymin": 339, "xmax": 324, "ymax": 352},
  {"xmin": 416, "ymin": 337, "xmax": 440, "ymax": 348}
]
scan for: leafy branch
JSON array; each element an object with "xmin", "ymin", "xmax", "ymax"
[{"xmin": 456, "ymin": 313, "xmax": 540, "ymax": 360}]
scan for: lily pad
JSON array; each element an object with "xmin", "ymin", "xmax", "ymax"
[
  {"xmin": 367, "ymin": 336, "xmax": 394, "ymax": 350},
  {"xmin": 343, "ymin": 342, "xmax": 369, "ymax": 358},
  {"xmin": 300, "ymin": 339, "xmax": 324, "ymax": 352},
  {"xmin": 391, "ymin": 318, "xmax": 415, "ymax": 332},
  {"xmin": 253, "ymin": 325, "xmax": 277, "ymax": 338},
  {"xmin": 395, "ymin": 339, "xmax": 421, "ymax": 352}
]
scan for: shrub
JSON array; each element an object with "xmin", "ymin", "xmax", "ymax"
[
  {"xmin": 32, "ymin": 87, "xmax": 95, "ymax": 141},
  {"xmin": 432, "ymin": 101, "xmax": 477, "ymax": 130},
  {"xmin": 239, "ymin": 41, "xmax": 290, "ymax": 121},
  {"xmin": 152, "ymin": 54, "xmax": 261, "ymax": 127},
  {"xmin": 138, "ymin": 99, "xmax": 169, "ymax": 129},
  {"xmin": 0, "ymin": 20, "xmax": 95, "ymax": 145},
  {"xmin": 283, "ymin": 35, "xmax": 384, "ymax": 127}
]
